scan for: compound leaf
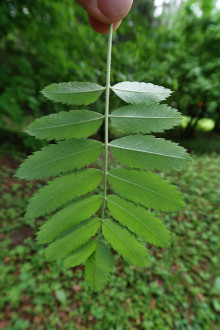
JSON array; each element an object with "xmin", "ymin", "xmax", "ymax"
[
  {"xmin": 64, "ymin": 240, "xmax": 97, "ymax": 268},
  {"xmin": 25, "ymin": 110, "xmax": 104, "ymax": 141},
  {"xmin": 102, "ymin": 219, "xmax": 149, "ymax": 267},
  {"xmin": 85, "ymin": 241, "xmax": 115, "ymax": 292},
  {"xmin": 15, "ymin": 24, "xmax": 191, "ymax": 292},
  {"xmin": 110, "ymin": 135, "xmax": 191, "ymax": 171},
  {"xmin": 16, "ymin": 139, "xmax": 103, "ymax": 180},
  {"xmin": 45, "ymin": 218, "xmax": 100, "ymax": 261},
  {"xmin": 112, "ymin": 82, "xmax": 172, "ymax": 104},
  {"xmin": 108, "ymin": 168, "xmax": 185, "ymax": 212},
  {"xmin": 25, "ymin": 169, "xmax": 103, "ymax": 220},
  {"xmin": 37, "ymin": 195, "xmax": 103, "ymax": 244},
  {"xmin": 42, "ymin": 82, "xmax": 105, "ymax": 105},
  {"xmin": 110, "ymin": 103, "xmax": 182, "ymax": 133},
  {"xmin": 107, "ymin": 195, "xmax": 170, "ymax": 247}
]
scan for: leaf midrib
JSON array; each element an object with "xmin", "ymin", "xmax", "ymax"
[
  {"xmin": 27, "ymin": 116, "xmax": 103, "ymax": 131},
  {"xmin": 110, "ymin": 115, "xmax": 180, "ymax": 119},
  {"xmin": 48, "ymin": 87, "xmax": 105, "ymax": 94},
  {"xmin": 112, "ymin": 87, "xmax": 169, "ymax": 96},
  {"xmin": 94, "ymin": 248, "xmax": 98, "ymax": 290},
  {"xmin": 110, "ymin": 144, "xmax": 187, "ymax": 160}
]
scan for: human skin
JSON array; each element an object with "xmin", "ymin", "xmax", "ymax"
[{"xmin": 76, "ymin": 0, "xmax": 133, "ymax": 33}]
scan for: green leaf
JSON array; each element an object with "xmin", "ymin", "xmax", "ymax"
[
  {"xmin": 111, "ymin": 82, "xmax": 172, "ymax": 104},
  {"xmin": 25, "ymin": 169, "xmax": 103, "ymax": 220},
  {"xmin": 64, "ymin": 240, "xmax": 97, "ymax": 268},
  {"xmin": 213, "ymin": 277, "xmax": 220, "ymax": 295},
  {"xmin": 85, "ymin": 241, "xmax": 115, "ymax": 292},
  {"xmin": 45, "ymin": 218, "xmax": 100, "ymax": 261},
  {"xmin": 25, "ymin": 110, "xmax": 104, "ymax": 141},
  {"xmin": 108, "ymin": 168, "xmax": 185, "ymax": 211},
  {"xmin": 37, "ymin": 195, "xmax": 103, "ymax": 244},
  {"xmin": 213, "ymin": 298, "xmax": 220, "ymax": 312},
  {"xmin": 41, "ymin": 82, "xmax": 105, "ymax": 105},
  {"xmin": 16, "ymin": 139, "xmax": 103, "ymax": 180},
  {"xmin": 107, "ymin": 195, "xmax": 170, "ymax": 247},
  {"xmin": 55, "ymin": 290, "xmax": 67, "ymax": 306},
  {"xmin": 110, "ymin": 103, "xmax": 182, "ymax": 133},
  {"xmin": 110, "ymin": 135, "xmax": 191, "ymax": 171},
  {"xmin": 102, "ymin": 219, "xmax": 149, "ymax": 266}
]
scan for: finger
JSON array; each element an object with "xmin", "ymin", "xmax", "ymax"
[
  {"xmin": 76, "ymin": 0, "xmax": 133, "ymax": 24},
  {"xmin": 88, "ymin": 14, "xmax": 121, "ymax": 34}
]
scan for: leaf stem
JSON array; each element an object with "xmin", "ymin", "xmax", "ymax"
[{"xmin": 99, "ymin": 24, "xmax": 113, "ymax": 235}]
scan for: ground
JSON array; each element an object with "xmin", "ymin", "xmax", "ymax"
[{"xmin": 0, "ymin": 153, "xmax": 220, "ymax": 329}]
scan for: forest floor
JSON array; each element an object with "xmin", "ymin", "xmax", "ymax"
[{"xmin": 0, "ymin": 151, "xmax": 220, "ymax": 329}]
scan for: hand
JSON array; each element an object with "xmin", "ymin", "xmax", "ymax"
[{"xmin": 76, "ymin": 0, "xmax": 133, "ymax": 33}]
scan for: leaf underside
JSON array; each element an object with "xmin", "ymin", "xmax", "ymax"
[
  {"xmin": 110, "ymin": 135, "xmax": 191, "ymax": 171},
  {"xmin": 41, "ymin": 82, "xmax": 105, "ymax": 105},
  {"xmin": 25, "ymin": 110, "xmax": 104, "ymax": 141},
  {"xmin": 110, "ymin": 103, "xmax": 182, "ymax": 133},
  {"xmin": 111, "ymin": 82, "xmax": 172, "ymax": 104}
]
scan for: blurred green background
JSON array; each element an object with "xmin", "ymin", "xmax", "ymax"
[{"xmin": 0, "ymin": 0, "xmax": 220, "ymax": 329}]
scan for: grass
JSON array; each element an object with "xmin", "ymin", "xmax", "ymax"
[{"xmin": 0, "ymin": 152, "xmax": 220, "ymax": 329}]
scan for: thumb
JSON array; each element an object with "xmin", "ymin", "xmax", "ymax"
[{"xmin": 76, "ymin": 0, "xmax": 133, "ymax": 33}]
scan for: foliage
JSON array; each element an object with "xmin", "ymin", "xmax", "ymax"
[
  {"xmin": 41, "ymin": 82, "xmax": 105, "ymax": 105},
  {"xmin": 0, "ymin": 0, "xmax": 107, "ymax": 127},
  {"xmin": 112, "ymin": 0, "xmax": 220, "ymax": 135},
  {"xmin": 25, "ymin": 110, "xmax": 104, "ymax": 141},
  {"xmin": 16, "ymin": 139, "xmax": 103, "ymax": 180},
  {"xmin": 110, "ymin": 103, "xmax": 182, "ymax": 134},
  {"xmin": 0, "ymin": 152, "xmax": 219, "ymax": 328},
  {"xmin": 109, "ymin": 135, "xmax": 191, "ymax": 170},
  {"xmin": 1, "ymin": 0, "xmax": 220, "ymax": 139},
  {"xmin": 167, "ymin": 1, "xmax": 220, "ymax": 135},
  {"xmin": 16, "ymin": 23, "xmax": 192, "ymax": 290}
]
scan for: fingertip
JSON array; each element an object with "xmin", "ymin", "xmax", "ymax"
[
  {"xmin": 97, "ymin": 0, "xmax": 133, "ymax": 22},
  {"xmin": 88, "ymin": 14, "xmax": 121, "ymax": 34}
]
